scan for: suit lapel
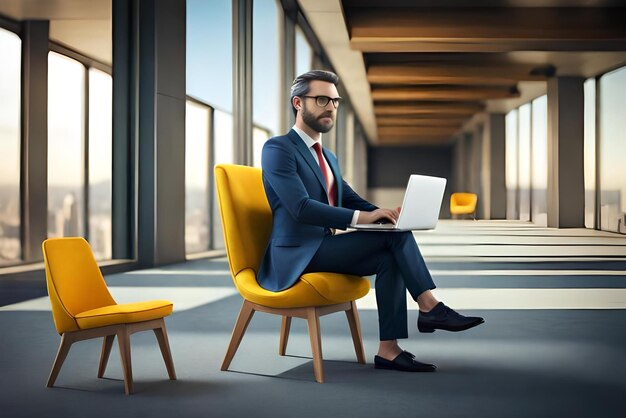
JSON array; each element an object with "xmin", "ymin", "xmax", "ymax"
[{"xmin": 287, "ymin": 129, "xmax": 328, "ymax": 194}]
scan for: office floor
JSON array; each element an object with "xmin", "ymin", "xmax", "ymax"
[{"xmin": 2, "ymin": 221, "xmax": 625, "ymax": 418}]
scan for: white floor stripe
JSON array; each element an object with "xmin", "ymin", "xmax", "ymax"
[
  {"xmin": 4, "ymin": 287, "xmax": 624, "ymax": 312},
  {"xmin": 424, "ymin": 256, "xmax": 626, "ymax": 262},
  {"xmin": 355, "ymin": 288, "xmax": 626, "ymax": 310},
  {"xmin": 0, "ymin": 286, "xmax": 238, "ymax": 312},
  {"xmin": 419, "ymin": 245, "xmax": 626, "ymax": 257},
  {"xmin": 430, "ymin": 269, "xmax": 626, "ymax": 276}
]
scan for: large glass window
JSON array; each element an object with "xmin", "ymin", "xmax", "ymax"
[
  {"xmin": 295, "ymin": 26, "xmax": 312, "ymax": 77},
  {"xmin": 185, "ymin": 100, "xmax": 212, "ymax": 254},
  {"xmin": 252, "ymin": 0, "xmax": 281, "ymax": 167},
  {"xmin": 531, "ymin": 95, "xmax": 548, "ymax": 227},
  {"xmin": 212, "ymin": 110, "xmax": 234, "ymax": 249},
  {"xmin": 599, "ymin": 66, "xmax": 626, "ymax": 233},
  {"xmin": 584, "ymin": 79, "xmax": 596, "ymax": 229},
  {"xmin": 48, "ymin": 53, "xmax": 113, "ymax": 260},
  {"xmin": 187, "ymin": 0, "xmax": 233, "ymax": 251},
  {"xmin": 88, "ymin": 68, "xmax": 113, "ymax": 259},
  {"xmin": 518, "ymin": 104, "xmax": 531, "ymax": 222},
  {"xmin": 253, "ymin": 125, "xmax": 271, "ymax": 168},
  {"xmin": 48, "ymin": 52, "xmax": 86, "ymax": 240},
  {"xmin": 186, "ymin": 0, "xmax": 233, "ymax": 112},
  {"xmin": 0, "ymin": 28, "xmax": 21, "ymax": 265},
  {"xmin": 505, "ymin": 110, "xmax": 519, "ymax": 220}
]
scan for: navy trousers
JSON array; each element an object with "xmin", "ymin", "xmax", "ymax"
[{"xmin": 303, "ymin": 230, "xmax": 436, "ymax": 341}]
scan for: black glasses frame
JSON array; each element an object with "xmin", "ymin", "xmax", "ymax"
[{"xmin": 301, "ymin": 95, "xmax": 342, "ymax": 108}]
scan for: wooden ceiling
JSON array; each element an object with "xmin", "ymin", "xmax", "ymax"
[{"xmin": 340, "ymin": 0, "xmax": 626, "ymax": 145}]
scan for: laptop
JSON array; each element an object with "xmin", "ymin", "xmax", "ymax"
[{"xmin": 352, "ymin": 174, "xmax": 447, "ymax": 231}]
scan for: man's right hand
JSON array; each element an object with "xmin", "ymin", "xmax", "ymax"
[{"xmin": 357, "ymin": 208, "xmax": 400, "ymax": 225}]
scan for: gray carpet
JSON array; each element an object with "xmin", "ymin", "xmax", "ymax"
[{"xmin": 1, "ymin": 257, "xmax": 625, "ymax": 418}]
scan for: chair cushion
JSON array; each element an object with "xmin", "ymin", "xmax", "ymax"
[
  {"xmin": 75, "ymin": 300, "xmax": 173, "ymax": 330},
  {"xmin": 235, "ymin": 268, "xmax": 370, "ymax": 308},
  {"xmin": 451, "ymin": 205, "xmax": 476, "ymax": 214}
]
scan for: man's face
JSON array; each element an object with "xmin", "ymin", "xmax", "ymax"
[{"xmin": 298, "ymin": 80, "xmax": 339, "ymax": 134}]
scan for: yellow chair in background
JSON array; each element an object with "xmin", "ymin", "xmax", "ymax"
[
  {"xmin": 450, "ymin": 192, "xmax": 478, "ymax": 219},
  {"xmin": 215, "ymin": 164, "xmax": 370, "ymax": 383},
  {"xmin": 42, "ymin": 237, "xmax": 176, "ymax": 394}
]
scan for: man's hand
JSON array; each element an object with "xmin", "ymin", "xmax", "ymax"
[{"xmin": 357, "ymin": 207, "xmax": 401, "ymax": 225}]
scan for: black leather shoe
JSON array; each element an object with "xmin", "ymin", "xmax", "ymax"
[
  {"xmin": 374, "ymin": 351, "xmax": 436, "ymax": 372},
  {"xmin": 418, "ymin": 302, "xmax": 484, "ymax": 333}
]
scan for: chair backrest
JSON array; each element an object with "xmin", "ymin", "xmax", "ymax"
[
  {"xmin": 42, "ymin": 237, "xmax": 116, "ymax": 334},
  {"xmin": 214, "ymin": 164, "xmax": 273, "ymax": 280},
  {"xmin": 451, "ymin": 192, "xmax": 477, "ymax": 207}
]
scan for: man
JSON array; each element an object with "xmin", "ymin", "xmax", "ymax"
[{"xmin": 259, "ymin": 70, "xmax": 484, "ymax": 372}]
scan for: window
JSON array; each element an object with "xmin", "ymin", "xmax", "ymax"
[
  {"xmin": 531, "ymin": 95, "xmax": 548, "ymax": 227},
  {"xmin": 518, "ymin": 104, "xmax": 531, "ymax": 222},
  {"xmin": 584, "ymin": 79, "xmax": 596, "ymax": 229},
  {"xmin": 0, "ymin": 28, "xmax": 21, "ymax": 265},
  {"xmin": 505, "ymin": 110, "xmax": 518, "ymax": 220},
  {"xmin": 599, "ymin": 66, "xmax": 626, "ymax": 233},
  {"xmin": 295, "ymin": 26, "xmax": 312, "ymax": 77},
  {"xmin": 186, "ymin": 0, "xmax": 233, "ymax": 112},
  {"xmin": 212, "ymin": 110, "xmax": 234, "ymax": 249},
  {"xmin": 187, "ymin": 0, "xmax": 233, "ymax": 251},
  {"xmin": 48, "ymin": 52, "xmax": 86, "ymax": 240},
  {"xmin": 252, "ymin": 0, "xmax": 282, "ymax": 167},
  {"xmin": 48, "ymin": 52, "xmax": 113, "ymax": 260},
  {"xmin": 88, "ymin": 68, "xmax": 113, "ymax": 259},
  {"xmin": 253, "ymin": 125, "xmax": 271, "ymax": 168},
  {"xmin": 185, "ymin": 100, "xmax": 212, "ymax": 254}
]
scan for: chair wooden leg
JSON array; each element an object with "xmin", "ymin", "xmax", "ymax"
[
  {"xmin": 153, "ymin": 320, "xmax": 177, "ymax": 380},
  {"xmin": 116, "ymin": 325, "xmax": 133, "ymax": 395},
  {"xmin": 279, "ymin": 316, "xmax": 292, "ymax": 356},
  {"xmin": 221, "ymin": 300, "xmax": 255, "ymax": 371},
  {"xmin": 345, "ymin": 301, "xmax": 366, "ymax": 364},
  {"xmin": 47, "ymin": 333, "xmax": 75, "ymax": 388},
  {"xmin": 98, "ymin": 334, "xmax": 116, "ymax": 378},
  {"xmin": 306, "ymin": 307, "xmax": 324, "ymax": 383}
]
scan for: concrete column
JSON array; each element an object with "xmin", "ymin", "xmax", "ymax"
[
  {"xmin": 547, "ymin": 77, "xmax": 585, "ymax": 228},
  {"xmin": 112, "ymin": 0, "xmax": 135, "ymax": 260},
  {"xmin": 233, "ymin": 0, "xmax": 253, "ymax": 165},
  {"xmin": 136, "ymin": 0, "xmax": 186, "ymax": 266},
  {"xmin": 20, "ymin": 21, "xmax": 49, "ymax": 262},
  {"xmin": 281, "ymin": 8, "xmax": 296, "ymax": 132}
]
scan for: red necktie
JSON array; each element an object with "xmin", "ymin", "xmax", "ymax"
[{"xmin": 312, "ymin": 142, "xmax": 336, "ymax": 206}]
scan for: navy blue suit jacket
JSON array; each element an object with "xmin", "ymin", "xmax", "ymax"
[{"xmin": 258, "ymin": 129, "xmax": 377, "ymax": 291}]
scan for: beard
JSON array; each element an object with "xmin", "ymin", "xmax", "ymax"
[{"xmin": 301, "ymin": 102, "xmax": 335, "ymax": 134}]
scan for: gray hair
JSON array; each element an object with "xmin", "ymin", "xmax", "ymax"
[{"xmin": 290, "ymin": 70, "xmax": 339, "ymax": 116}]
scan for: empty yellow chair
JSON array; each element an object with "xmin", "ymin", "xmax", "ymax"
[
  {"xmin": 42, "ymin": 237, "xmax": 176, "ymax": 394},
  {"xmin": 450, "ymin": 193, "xmax": 478, "ymax": 220},
  {"xmin": 215, "ymin": 164, "xmax": 370, "ymax": 383}
]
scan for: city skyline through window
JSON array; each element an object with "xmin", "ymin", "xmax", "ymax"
[
  {"xmin": 0, "ymin": 28, "xmax": 21, "ymax": 265},
  {"xmin": 48, "ymin": 52, "xmax": 86, "ymax": 241}
]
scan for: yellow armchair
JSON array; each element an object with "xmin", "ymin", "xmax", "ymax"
[
  {"xmin": 215, "ymin": 164, "xmax": 370, "ymax": 383},
  {"xmin": 450, "ymin": 192, "xmax": 478, "ymax": 220},
  {"xmin": 42, "ymin": 237, "xmax": 176, "ymax": 394}
]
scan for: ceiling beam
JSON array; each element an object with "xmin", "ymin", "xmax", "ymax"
[
  {"xmin": 375, "ymin": 102, "xmax": 485, "ymax": 116},
  {"xmin": 376, "ymin": 117, "xmax": 466, "ymax": 127},
  {"xmin": 349, "ymin": 7, "xmax": 626, "ymax": 52},
  {"xmin": 372, "ymin": 85, "xmax": 520, "ymax": 101},
  {"xmin": 378, "ymin": 126, "xmax": 459, "ymax": 138},
  {"xmin": 376, "ymin": 136, "xmax": 455, "ymax": 146},
  {"xmin": 367, "ymin": 64, "xmax": 550, "ymax": 85}
]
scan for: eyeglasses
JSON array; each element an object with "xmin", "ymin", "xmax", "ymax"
[{"xmin": 301, "ymin": 95, "xmax": 342, "ymax": 109}]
